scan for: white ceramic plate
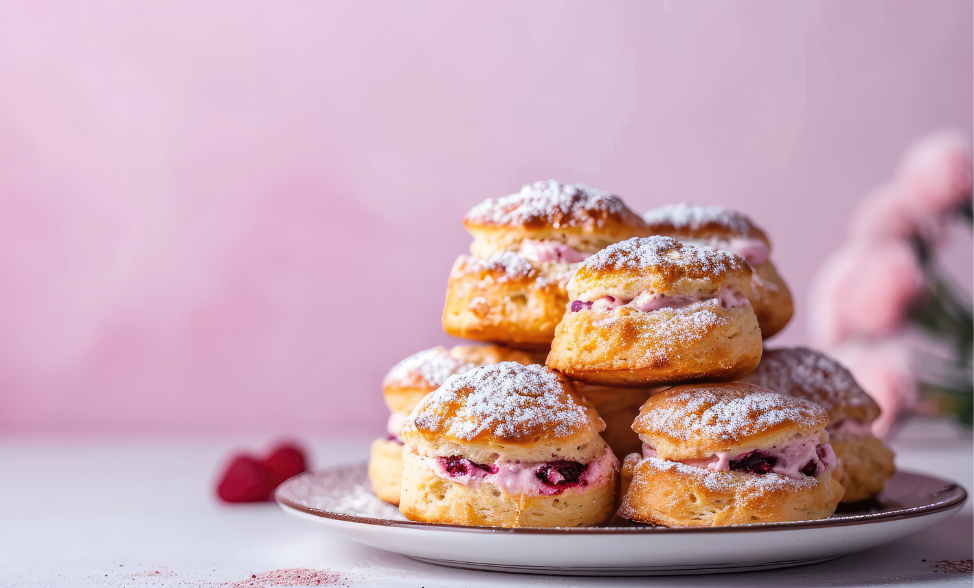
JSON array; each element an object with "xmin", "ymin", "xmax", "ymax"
[{"xmin": 275, "ymin": 462, "xmax": 966, "ymax": 576}]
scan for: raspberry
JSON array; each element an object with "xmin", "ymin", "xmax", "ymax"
[
  {"xmin": 216, "ymin": 455, "xmax": 273, "ymax": 503},
  {"xmin": 216, "ymin": 443, "xmax": 309, "ymax": 503},
  {"xmin": 262, "ymin": 444, "xmax": 308, "ymax": 487}
]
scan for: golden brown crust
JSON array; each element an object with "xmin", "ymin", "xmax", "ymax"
[
  {"xmin": 399, "ymin": 453, "xmax": 617, "ymax": 527},
  {"xmin": 369, "ymin": 439, "xmax": 404, "ymax": 505},
  {"xmin": 451, "ymin": 345, "xmax": 548, "ymax": 367},
  {"xmin": 618, "ymin": 455, "xmax": 843, "ymax": 526},
  {"xmin": 546, "ymin": 305, "xmax": 763, "ymax": 387},
  {"xmin": 643, "ymin": 203, "xmax": 770, "ymax": 247},
  {"xmin": 573, "ymin": 384, "xmax": 662, "ymax": 459},
  {"xmin": 441, "ymin": 253, "xmax": 572, "ymax": 347},
  {"xmin": 464, "ymin": 180, "xmax": 648, "ymax": 260},
  {"xmin": 568, "ymin": 237, "xmax": 753, "ymax": 301},
  {"xmin": 740, "ymin": 347, "xmax": 882, "ymax": 424},
  {"xmin": 633, "ymin": 383, "xmax": 830, "ymax": 460},
  {"xmin": 832, "ymin": 434, "xmax": 895, "ymax": 502},
  {"xmin": 750, "ymin": 261, "xmax": 794, "ymax": 339},
  {"xmin": 403, "ymin": 363, "xmax": 602, "ymax": 449}
]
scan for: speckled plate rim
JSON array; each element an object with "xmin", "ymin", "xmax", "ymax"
[{"xmin": 274, "ymin": 463, "xmax": 967, "ymax": 535}]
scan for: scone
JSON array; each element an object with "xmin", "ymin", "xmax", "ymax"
[
  {"xmin": 740, "ymin": 347, "xmax": 895, "ymax": 502},
  {"xmin": 546, "ymin": 236, "xmax": 763, "ymax": 386},
  {"xmin": 399, "ymin": 362, "xmax": 619, "ymax": 527},
  {"xmin": 443, "ymin": 180, "xmax": 648, "ymax": 347},
  {"xmin": 369, "ymin": 345, "xmax": 544, "ymax": 505},
  {"xmin": 643, "ymin": 204, "xmax": 794, "ymax": 338},
  {"xmin": 618, "ymin": 383, "xmax": 844, "ymax": 526},
  {"xmin": 572, "ymin": 383, "xmax": 662, "ymax": 459}
]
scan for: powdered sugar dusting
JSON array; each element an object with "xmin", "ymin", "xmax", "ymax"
[
  {"xmin": 639, "ymin": 387, "xmax": 826, "ymax": 443},
  {"xmin": 383, "ymin": 347, "xmax": 476, "ymax": 390},
  {"xmin": 741, "ymin": 347, "xmax": 879, "ymax": 416},
  {"xmin": 465, "ymin": 180, "xmax": 626, "ymax": 227},
  {"xmin": 643, "ymin": 203, "xmax": 757, "ymax": 237},
  {"xmin": 645, "ymin": 456, "xmax": 818, "ymax": 493},
  {"xmin": 454, "ymin": 251, "xmax": 536, "ymax": 281},
  {"xmin": 412, "ymin": 362, "xmax": 589, "ymax": 441},
  {"xmin": 582, "ymin": 236, "xmax": 745, "ymax": 275},
  {"xmin": 640, "ymin": 302, "xmax": 728, "ymax": 343}
]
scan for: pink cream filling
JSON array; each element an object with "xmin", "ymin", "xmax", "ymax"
[
  {"xmin": 721, "ymin": 237, "xmax": 771, "ymax": 266},
  {"xmin": 519, "ymin": 240, "xmax": 592, "ymax": 264},
  {"xmin": 424, "ymin": 445, "xmax": 617, "ymax": 496},
  {"xmin": 572, "ymin": 288, "xmax": 749, "ymax": 314},
  {"xmin": 387, "ymin": 413, "xmax": 408, "ymax": 437},
  {"xmin": 827, "ymin": 419, "xmax": 873, "ymax": 437},
  {"xmin": 642, "ymin": 437, "xmax": 835, "ymax": 480}
]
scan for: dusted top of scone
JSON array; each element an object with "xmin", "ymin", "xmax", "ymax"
[
  {"xmin": 405, "ymin": 362, "xmax": 602, "ymax": 447},
  {"xmin": 383, "ymin": 347, "xmax": 476, "ymax": 394},
  {"xmin": 633, "ymin": 383, "xmax": 829, "ymax": 461},
  {"xmin": 568, "ymin": 236, "xmax": 752, "ymax": 302},
  {"xmin": 740, "ymin": 347, "xmax": 881, "ymax": 425},
  {"xmin": 643, "ymin": 203, "xmax": 769, "ymax": 246},
  {"xmin": 463, "ymin": 181, "xmax": 648, "ymax": 258},
  {"xmin": 465, "ymin": 180, "xmax": 639, "ymax": 230},
  {"xmin": 383, "ymin": 345, "xmax": 545, "ymax": 407}
]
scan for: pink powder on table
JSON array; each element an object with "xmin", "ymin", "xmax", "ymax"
[{"xmin": 224, "ymin": 568, "xmax": 345, "ymax": 587}]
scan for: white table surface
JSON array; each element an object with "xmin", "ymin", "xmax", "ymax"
[{"xmin": 2, "ymin": 421, "xmax": 971, "ymax": 587}]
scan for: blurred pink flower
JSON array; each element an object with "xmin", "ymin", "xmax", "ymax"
[
  {"xmin": 848, "ymin": 131, "xmax": 972, "ymax": 247},
  {"xmin": 849, "ymin": 183, "xmax": 940, "ymax": 245},
  {"xmin": 810, "ymin": 240, "xmax": 926, "ymax": 346},
  {"xmin": 898, "ymin": 130, "xmax": 973, "ymax": 217},
  {"xmin": 830, "ymin": 340, "xmax": 918, "ymax": 437}
]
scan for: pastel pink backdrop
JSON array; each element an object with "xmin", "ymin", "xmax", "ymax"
[{"xmin": 0, "ymin": 1, "xmax": 970, "ymax": 434}]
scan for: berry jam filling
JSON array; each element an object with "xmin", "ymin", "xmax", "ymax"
[
  {"xmin": 728, "ymin": 450, "xmax": 777, "ymax": 475},
  {"xmin": 385, "ymin": 434, "xmax": 405, "ymax": 445},
  {"xmin": 441, "ymin": 456, "xmax": 498, "ymax": 477},
  {"xmin": 570, "ymin": 300, "xmax": 593, "ymax": 312},
  {"xmin": 535, "ymin": 461, "xmax": 587, "ymax": 487},
  {"xmin": 800, "ymin": 461, "xmax": 818, "ymax": 477},
  {"xmin": 728, "ymin": 449, "xmax": 821, "ymax": 478}
]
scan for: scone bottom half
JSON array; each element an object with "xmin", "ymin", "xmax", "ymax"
[{"xmin": 398, "ymin": 362, "xmax": 620, "ymax": 527}]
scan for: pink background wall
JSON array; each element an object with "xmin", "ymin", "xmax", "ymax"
[{"xmin": 0, "ymin": 1, "xmax": 970, "ymax": 435}]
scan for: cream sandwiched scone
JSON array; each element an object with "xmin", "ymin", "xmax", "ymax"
[
  {"xmin": 740, "ymin": 347, "xmax": 895, "ymax": 502},
  {"xmin": 369, "ymin": 345, "xmax": 545, "ymax": 505},
  {"xmin": 399, "ymin": 362, "xmax": 619, "ymax": 527},
  {"xmin": 546, "ymin": 236, "xmax": 763, "ymax": 387},
  {"xmin": 643, "ymin": 204, "xmax": 794, "ymax": 339},
  {"xmin": 618, "ymin": 383, "xmax": 844, "ymax": 526},
  {"xmin": 443, "ymin": 180, "xmax": 648, "ymax": 348}
]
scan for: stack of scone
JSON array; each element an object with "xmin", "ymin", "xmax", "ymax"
[{"xmin": 368, "ymin": 185, "xmax": 895, "ymax": 528}]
